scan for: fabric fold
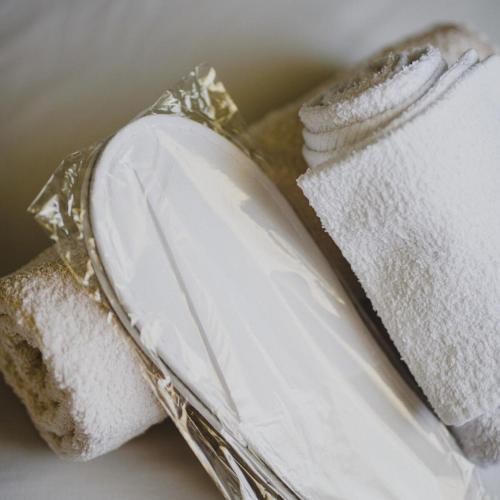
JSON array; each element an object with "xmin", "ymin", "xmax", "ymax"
[{"xmin": 300, "ymin": 45, "xmax": 448, "ymax": 167}]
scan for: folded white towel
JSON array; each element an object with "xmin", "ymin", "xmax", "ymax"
[
  {"xmin": 454, "ymin": 411, "xmax": 500, "ymax": 465},
  {"xmin": 299, "ymin": 49, "xmax": 500, "ymax": 427},
  {"xmin": 0, "ymin": 247, "xmax": 165, "ymax": 460},
  {"xmin": 255, "ymin": 24, "xmax": 500, "ymax": 466},
  {"xmin": 300, "ymin": 23, "xmax": 495, "ymax": 171},
  {"xmin": 378, "ymin": 23, "xmax": 496, "ymax": 66},
  {"xmin": 301, "ymin": 46, "xmax": 449, "ymax": 167}
]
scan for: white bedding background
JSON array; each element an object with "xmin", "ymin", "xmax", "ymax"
[{"xmin": 1, "ymin": 1, "xmax": 500, "ymax": 498}]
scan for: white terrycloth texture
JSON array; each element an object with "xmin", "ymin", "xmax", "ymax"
[
  {"xmin": 301, "ymin": 47, "xmax": 446, "ymax": 130},
  {"xmin": 303, "ymin": 49, "xmax": 480, "ymax": 169},
  {"xmin": 379, "ymin": 23, "xmax": 496, "ymax": 66},
  {"xmin": 300, "ymin": 48, "xmax": 485, "ymax": 168},
  {"xmin": 299, "ymin": 54, "xmax": 500, "ymax": 428},
  {"xmin": 252, "ymin": 30, "xmax": 500, "ymax": 465},
  {"xmin": 300, "ymin": 23, "xmax": 495, "ymax": 170},
  {"xmin": 300, "ymin": 46, "xmax": 447, "ymax": 143},
  {"xmin": 296, "ymin": 24, "xmax": 500, "ymax": 466},
  {"xmin": 453, "ymin": 412, "xmax": 500, "ymax": 466},
  {"xmin": 0, "ymin": 247, "xmax": 166, "ymax": 460}
]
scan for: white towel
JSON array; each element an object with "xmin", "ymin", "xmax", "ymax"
[
  {"xmin": 254, "ymin": 24, "xmax": 500, "ymax": 467},
  {"xmin": 301, "ymin": 45, "xmax": 449, "ymax": 168},
  {"xmin": 0, "ymin": 247, "xmax": 165, "ymax": 460},
  {"xmin": 376, "ymin": 22, "xmax": 495, "ymax": 66},
  {"xmin": 298, "ymin": 42, "xmax": 500, "ymax": 437},
  {"xmin": 454, "ymin": 411, "xmax": 500, "ymax": 465}
]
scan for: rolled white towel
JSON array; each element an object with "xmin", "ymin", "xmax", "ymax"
[
  {"xmin": 301, "ymin": 46, "xmax": 448, "ymax": 167},
  {"xmin": 0, "ymin": 247, "xmax": 166, "ymax": 460},
  {"xmin": 300, "ymin": 24, "xmax": 495, "ymax": 170},
  {"xmin": 298, "ymin": 40, "xmax": 500, "ymax": 437}
]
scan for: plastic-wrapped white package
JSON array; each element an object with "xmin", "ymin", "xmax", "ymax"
[{"xmin": 30, "ymin": 67, "xmax": 486, "ymax": 499}]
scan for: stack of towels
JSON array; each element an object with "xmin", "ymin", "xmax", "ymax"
[{"xmin": 0, "ymin": 23, "xmax": 498, "ymax": 465}]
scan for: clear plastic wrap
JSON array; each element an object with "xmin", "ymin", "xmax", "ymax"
[{"xmin": 29, "ymin": 66, "xmax": 487, "ymax": 499}]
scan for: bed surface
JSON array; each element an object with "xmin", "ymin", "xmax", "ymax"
[{"xmin": 1, "ymin": 1, "xmax": 500, "ymax": 497}]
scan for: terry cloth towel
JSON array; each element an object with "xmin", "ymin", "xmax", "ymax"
[
  {"xmin": 298, "ymin": 44, "xmax": 500, "ymax": 433},
  {"xmin": 256, "ymin": 24, "xmax": 500, "ymax": 466},
  {"xmin": 0, "ymin": 22, "xmax": 493, "ymax": 462},
  {"xmin": 0, "ymin": 247, "xmax": 165, "ymax": 460},
  {"xmin": 301, "ymin": 23, "xmax": 495, "ymax": 168}
]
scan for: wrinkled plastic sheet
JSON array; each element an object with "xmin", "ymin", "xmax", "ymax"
[{"xmin": 29, "ymin": 65, "xmax": 486, "ymax": 499}]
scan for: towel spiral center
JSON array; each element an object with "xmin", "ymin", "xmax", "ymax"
[{"xmin": 300, "ymin": 46, "xmax": 449, "ymax": 167}]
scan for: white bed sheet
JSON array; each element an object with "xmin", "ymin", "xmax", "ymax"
[
  {"xmin": 0, "ymin": 380, "xmax": 219, "ymax": 500},
  {"xmin": 1, "ymin": 1, "xmax": 500, "ymax": 498}
]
